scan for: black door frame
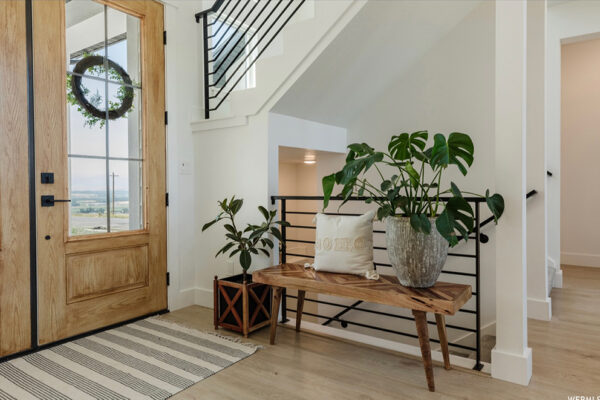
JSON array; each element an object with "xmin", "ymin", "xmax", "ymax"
[{"xmin": 25, "ymin": 0, "xmax": 38, "ymax": 350}]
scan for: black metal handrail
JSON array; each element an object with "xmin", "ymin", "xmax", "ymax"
[
  {"xmin": 195, "ymin": 0, "xmax": 225, "ymax": 20},
  {"xmin": 270, "ymin": 190, "xmax": 538, "ymax": 371},
  {"xmin": 476, "ymin": 189, "xmax": 538, "ymax": 234},
  {"xmin": 195, "ymin": 0, "xmax": 307, "ymax": 119}
]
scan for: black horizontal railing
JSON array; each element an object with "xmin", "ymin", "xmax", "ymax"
[
  {"xmin": 195, "ymin": 0, "xmax": 307, "ymax": 119},
  {"xmin": 477, "ymin": 189, "xmax": 538, "ymax": 235},
  {"xmin": 270, "ymin": 191, "xmax": 538, "ymax": 371}
]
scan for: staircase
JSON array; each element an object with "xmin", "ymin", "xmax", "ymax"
[
  {"xmin": 191, "ymin": 0, "xmax": 366, "ymax": 126},
  {"xmin": 196, "ymin": 0, "xmax": 307, "ymax": 119}
]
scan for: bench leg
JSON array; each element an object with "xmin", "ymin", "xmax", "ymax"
[
  {"xmin": 412, "ymin": 310, "xmax": 435, "ymax": 392},
  {"xmin": 435, "ymin": 313, "xmax": 451, "ymax": 370},
  {"xmin": 296, "ymin": 290, "xmax": 306, "ymax": 332},
  {"xmin": 270, "ymin": 287, "xmax": 283, "ymax": 345}
]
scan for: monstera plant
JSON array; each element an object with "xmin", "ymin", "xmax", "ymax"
[{"xmin": 322, "ymin": 131, "xmax": 504, "ymax": 287}]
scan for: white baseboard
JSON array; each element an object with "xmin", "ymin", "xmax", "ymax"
[
  {"xmin": 169, "ymin": 287, "xmax": 214, "ymax": 311},
  {"xmin": 553, "ymin": 269, "xmax": 563, "ymax": 288},
  {"xmin": 285, "ymin": 320, "xmax": 490, "ymax": 373},
  {"xmin": 491, "ymin": 347, "xmax": 532, "ymax": 385},
  {"xmin": 527, "ymin": 297, "xmax": 552, "ymax": 321},
  {"xmin": 561, "ymin": 252, "xmax": 600, "ymax": 268},
  {"xmin": 194, "ymin": 287, "xmax": 214, "ymax": 308},
  {"xmin": 168, "ymin": 287, "xmax": 196, "ymax": 312},
  {"xmin": 548, "ymin": 257, "xmax": 562, "ymax": 289}
]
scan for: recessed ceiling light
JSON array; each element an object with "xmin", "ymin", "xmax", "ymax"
[{"xmin": 304, "ymin": 160, "xmax": 316, "ymax": 164}]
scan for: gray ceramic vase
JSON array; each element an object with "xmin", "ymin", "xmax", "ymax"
[{"xmin": 385, "ymin": 216, "xmax": 449, "ymax": 288}]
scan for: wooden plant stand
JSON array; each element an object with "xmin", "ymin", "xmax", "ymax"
[{"xmin": 213, "ymin": 274, "xmax": 272, "ymax": 337}]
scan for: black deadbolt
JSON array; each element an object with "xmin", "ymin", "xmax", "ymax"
[{"xmin": 41, "ymin": 173, "xmax": 54, "ymax": 184}]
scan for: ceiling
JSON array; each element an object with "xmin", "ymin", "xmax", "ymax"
[
  {"xmin": 279, "ymin": 146, "xmax": 339, "ymax": 164},
  {"xmin": 271, "ymin": 0, "xmax": 481, "ymax": 128}
]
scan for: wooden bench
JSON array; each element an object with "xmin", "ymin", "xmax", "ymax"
[{"xmin": 253, "ymin": 263, "xmax": 472, "ymax": 392}]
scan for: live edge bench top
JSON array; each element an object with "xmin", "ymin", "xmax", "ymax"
[{"xmin": 253, "ymin": 264, "xmax": 471, "ymax": 315}]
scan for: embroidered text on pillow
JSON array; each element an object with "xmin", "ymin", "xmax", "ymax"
[{"xmin": 315, "ymin": 237, "xmax": 373, "ymax": 252}]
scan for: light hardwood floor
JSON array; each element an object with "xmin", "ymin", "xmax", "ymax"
[{"xmin": 161, "ymin": 265, "xmax": 600, "ymax": 399}]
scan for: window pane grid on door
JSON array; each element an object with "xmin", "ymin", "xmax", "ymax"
[
  {"xmin": 68, "ymin": 71, "xmax": 141, "ymax": 90},
  {"xmin": 68, "ymin": 154, "xmax": 143, "ymax": 162},
  {"xmin": 66, "ymin": 1, "xmax": 143, "ymax": 236}
]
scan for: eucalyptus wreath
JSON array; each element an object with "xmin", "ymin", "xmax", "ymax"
[{"xmin": 67, "ymin": 54, "xmax": 137, "ymax": 129}]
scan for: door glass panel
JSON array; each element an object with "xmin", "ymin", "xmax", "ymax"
[
  {"xmin": 108, "ymin": 160, "xmax": 144, "ymax": 232},
  {"xmin": 69, "ymin": 157, "xmax": 108, "ymax": 236},
  {"xmin": 108, "ymin": 85, "xmax": 142, "ymax": 159},
  {"xmin": 66, "ymin": 1, "xmax": 105, "ymax": 76},
  {"xmin": 66, "ymin": 1, "xmax": 144, "ymax": 236},
  {"xmin": 67, "ymin": 76, "xmax": 106, "ymax": 157},
  {"xmin": 108, "ymin": 8, "xmax": 141, "ymax": 85}
]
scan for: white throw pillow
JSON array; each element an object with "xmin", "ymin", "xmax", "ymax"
[{"xmin": 312, "ymin": 210, "xmax": 377, "ymax": 279}]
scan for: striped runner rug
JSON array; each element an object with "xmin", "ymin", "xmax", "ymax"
[{"xmin": 0, "ymin": 318, "xmax": 259, "ymax": 399}]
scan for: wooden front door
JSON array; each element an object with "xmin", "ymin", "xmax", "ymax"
[
  {"xmin": 34, "ymin": 0, "xmax": 167, "ymax": 345},
  {"xmin": 0, "ymin": 0, "xmax": 33, "ymax": 357}
]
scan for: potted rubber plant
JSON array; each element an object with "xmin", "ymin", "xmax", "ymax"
[
  {"xmin": 202, "ymin": 196, "xmax": 289, "ymax": 336},
  {"xmin": 322, "ymin": 131, "xmax": 504, "ymax": 288}
]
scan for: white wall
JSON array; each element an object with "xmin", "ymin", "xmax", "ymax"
[
  {"xmin": 269, "ymin": 1, "xmax": 503, "ymax": 366},
  {"xmin": 164, "ymin": 0, "xmax": 205, "ymax": 311},
  {"xmin": 269, "ymin": 113, "xmax": 347, "ymax": 265},
  {"xmin": 560, "ymin": 37, "xmax": 600, "ymax": 268},
  {"xmin": 268, "ymin": 113, "xmax": 347, "ymax": 207},
  {"xmin": 183, "ymin": 113, "xmax": 346, "ymax": 308},
  {"xmin": 165, "ymin": 1, "xmax": 357, "ymax": 309},
  {"xmin": 278, "ymin": 162, "xmax": 318, "ymax": 248},
  {"xmin": 195, "ymin": 114, "xmax": 272, "ymax": 304},
  {"xmin": 526, "ymin": 0, "xmax": 551, "ymax": 321},
  {"xmin": 267, "ymin": 3, "xmax": 497, "ymax": 364},
  {"xmin": 166, "ymin": 0, "xmax": 533, "ymax": 384},
  {"xmin": 271, "ymin": 0, "xmax": 482, "ymax": 127},
  {"xmin": 492, "ymin": 0, "xmax": 531, "ymax": 386},
  {"xmin": 547, "ymin": 0, "xmax": 600, "ymax": 285},
  {"xmin": 215, "ymin": 0, "xmax": 366, "ymax": 119},
  {"xmin": 344, "ymin": 2, "xmax": 497, "ymax": 330}
]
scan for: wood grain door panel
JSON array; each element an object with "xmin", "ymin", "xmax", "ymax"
[
  {"xmin": 35, "ymin": 0, "xmax": 167, "ymax": 345},
  {"xmin": 66, "ymin": 245, "xmax": 149, "ymax": 303},
  {"xmin": 0, "ymin": 0, "xmax": 32, "ymax": 356}
]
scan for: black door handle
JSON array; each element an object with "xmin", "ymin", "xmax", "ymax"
[{"xmin": 41, "ymin": 195, "xmax": 71, "ymax": 207}]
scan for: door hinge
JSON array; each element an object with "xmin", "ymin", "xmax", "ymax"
[
  {"xmin": 163, "ymin": 30, "xmax": 167, "ymax": 45},
  {"xmin": 165, "ymin": 192, "xmax": 169, "ymax": 207},
  {"xmin": 166, "ymin": 272, "xmax": 170, "ymax": 286},
  {"xmin": 164, "ymin": 111, "xmax": 168, "ymax": 125}
]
